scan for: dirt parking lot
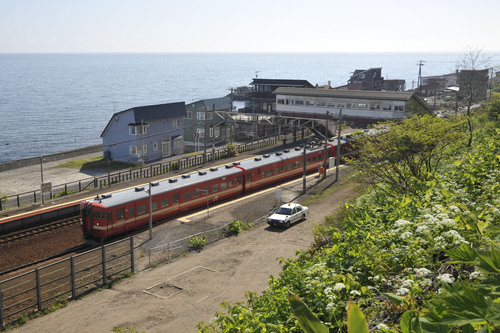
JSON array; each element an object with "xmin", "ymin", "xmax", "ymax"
[{"xmin": 11, "ymin": 168, "xmax": 358, "ymax": 333}]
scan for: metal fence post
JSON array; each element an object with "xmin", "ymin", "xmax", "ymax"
[
  {"xmin": 101, "ymin": 245, "xmax": 107, "ymax": 286},
  {"xmin": 70, "ymin": 257, "xmax": 76, "ymax": 299},
  {"xmin": 36, "ymin": 268, "xmax": 42, "ymax": 311},
  {"xmin": 130, "ymin": 237, "xmax": 135, "ymax": 273},
  {"xmin": 0, "ymin": 284, "xmax": 4, "ymax": 330}
]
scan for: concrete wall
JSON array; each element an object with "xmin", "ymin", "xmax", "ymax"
[{"xmin": 0, "ymin": 145, "xmax": 103, "ymax": 172}]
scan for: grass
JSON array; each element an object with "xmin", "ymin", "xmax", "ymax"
[{"xmin": 57, "ymin": 157, "xmax": 135, "ymax": 171}]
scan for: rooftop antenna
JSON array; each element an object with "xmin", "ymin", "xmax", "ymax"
[{"xmin": 255, "ymin": 71, "xmax": 260, "ymax": 78}]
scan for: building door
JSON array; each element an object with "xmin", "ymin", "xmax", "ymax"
[{"xmin": 162, "ymin": 138, "xmax": 170, "ymax": 157}]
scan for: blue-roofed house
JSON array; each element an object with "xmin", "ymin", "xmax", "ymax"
[{"xmin": 101, "ymin": 102, "xmax": 186, "ymax": 164}]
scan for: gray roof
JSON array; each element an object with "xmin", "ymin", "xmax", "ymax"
[
  {"xmin": 273, "ymin": 87, "xmax": 418, "ymax": 101},
  {"xmin": 189, "ymin": 96, "xmax": 231, "ymax": 111},
  {"xmin": 129, "ymin": 102, "xmax": 186, "ymax": 124},
  {"xmin": 101, "ymin": 102, "xmax": 186, "ymax": 137}
]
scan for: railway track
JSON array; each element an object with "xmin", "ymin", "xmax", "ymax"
[{"xmin": 0, "ymin": 215, "xmax": 80, "ymax": 246}]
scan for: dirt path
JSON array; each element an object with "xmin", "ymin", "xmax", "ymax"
[{"xmin": 11, "ymin": 171, "xmax": 359, "ymax": 333}]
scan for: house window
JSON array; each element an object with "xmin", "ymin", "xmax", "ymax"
[
  {"xmin": 295, "ymin": 100, "xmax": 304, "ymax": 105},
  {"xmin": 209, "ymin": 128, "xmax": 213, "ymax": 138},
  {"xmin": 186, "ymin": 111, "xmax": 193, "ymax": 119},
  {"xmin": 174, "ymin": 137, "xmax": 183, "ymax": 149},
  {"xmin": 197, "ymin": 112, "xmax": 205, "ymax": 120},
  {"xmin": 130, "ymin": 145, "xmax": 147, "ymax": 155},
  {"xmin": 277, "ymin": 99, "xmax": 285, "ymax": 104},
  {"xmin": 129, "ymin": 124, "xmax": 148, "ymax": 135},
  {"xmin": 153, "ymin": 142, "xmax": 158, "ymax": 151},
  {"xmin": 173, "ymin": 119, "xmax": 180, "ymax": 128},
  {"xmin": 197, "ymin": 128, "xmax": 205, "ymax": 138}
]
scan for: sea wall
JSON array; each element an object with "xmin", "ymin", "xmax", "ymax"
[{"xmin": 0, "ymin": 145, "xmax": 103, "ymax": 172}]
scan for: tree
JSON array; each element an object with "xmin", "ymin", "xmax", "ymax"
[
  {"xmin": 458, "ymin": 47, "xmax": 491, "ymax": 147},
  {"xmin": 348, "ymin": 115, "xmax": 465, "ymax": 199}
]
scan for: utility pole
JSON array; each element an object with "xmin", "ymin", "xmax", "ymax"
[
  {"xmin": 417, "ymin": 60, "xmax": 425, "ymax": 93},
  {"xmin": 148, "ymin": 182, "xmax": 153, "ymax": 240},
  {"xmin": 335, "ymin": 109, "xmax": 342, "ymax": 182},
  {"xmin": 323, "ymin": 111, "xmax": 329, "ymax": 177},
  {"xmin": 302, "ymin": 143, "xmax": 307, "ymax": 194},
  {"xmin": 40, "ymin": 156, "xmax": 44, "ymax": 206},
  {"xmin": 212, "ymin": 104, "xmax": 216, "ymax": 162},
  {"xmin": 203, "ymin": 106, "xmax": 208, "ymax": 164}
]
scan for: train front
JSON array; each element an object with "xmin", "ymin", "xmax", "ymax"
[{"xmin": 80, "ymin": 198, "xmax": 107, "ymax": 242}]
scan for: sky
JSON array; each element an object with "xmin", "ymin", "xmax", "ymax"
[{"xmin": 1, "ymin": 0, "xmax": 499, "ymax": 53}]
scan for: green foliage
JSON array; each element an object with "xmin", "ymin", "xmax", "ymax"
[
  {"xmin": 196, "ymin": 115, "xmax": 500, "ymax": 332},
  {"xmin": 486, "ymin": 92, "xmax": 500, "ymax": 122},
  {"xmin": 347, "ymin": 301, "xmax": 369, "ymax": 333},
  {"xmin": 288, "ymin": 290, "xmax": 329, "ymax": 333},
  {"xmin": 227, "ymin": 220, "xmax": 245, "ymax": 236},
  {"xmin": 226, "ymin": 142, "xmax": 238, "ymax": 157},
  {"xmin": 348, "ymin": 115, "xmax": 465, "ymax": 198},
  {"xmin": 189, "ymin": 235, "xmax": 207, "ymax": 250}
]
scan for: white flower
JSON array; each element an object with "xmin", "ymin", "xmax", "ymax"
[
  {"xmin": 401, "ymin": 279, "xmax": 414, "ymax": 288},
  {"xmin": 376, "ymin": 323, "xmax": 389, "ymax": 330},
  {"xmin": 415, "ymin": 268, "xmax": 432, "ymax": 277},
  {"xmin": 333, "ymin": 283, "xmax": 346, "ymax": 292},
  {"xmin": 437, "ymin": 273, "xmax": 455, "ymax": 284},
  {"xmin": 469, "ymin": 271, "xmax": 483, "ymax": 281},
  {"xmin": 350, "ymin": 290, "xmax": 361, "ymax": 297},
  {"xmin": 416, "ymin": 225, "xmax": 430, "ymax": 234},
  {"xmin": 324, "ymin": 287, "xmax": 333, "ymax": 295},
  {"xmin": 401, "ymin": 231, "xmax": 412, "ymax": 240},
  {"xmin": 394, "ymin": 219, "xmax": 412, "ymax": 228},
  {"xmin": 395, "ymin": 287, "xmax": 410, "ymax": 296},
  {"xmin": 326, "ymin": 302, "xmax": 336, "ymax": 311}
]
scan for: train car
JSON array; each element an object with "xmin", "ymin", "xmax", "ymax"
[{"xmin": 81, "ymin": 139, "xmax": 347, "ymax": 241}]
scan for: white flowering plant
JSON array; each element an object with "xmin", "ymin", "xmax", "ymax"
[{"xmin": 197, "ymin": 115, "xmax": 500, "ymax": 333}]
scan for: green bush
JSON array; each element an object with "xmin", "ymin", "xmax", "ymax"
[
  {"xmin": 189, "ymin": 235, "xmax": 207, "ymax": 250},
  {"xmin": 228, "ymin": 220, "xmax": 245, "ymax": 235}
]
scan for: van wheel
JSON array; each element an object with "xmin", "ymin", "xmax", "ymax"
[{"xmin": 301, "ymin": 214, "xmax": 306, "ymax": 221}]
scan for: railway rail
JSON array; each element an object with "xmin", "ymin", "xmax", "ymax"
[{"xmin": 0, "ymin": 216, "xmax": 80, "ymax": 246}]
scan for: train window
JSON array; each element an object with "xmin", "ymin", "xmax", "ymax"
[
  {"xmin": 313, "ymin": 156, "xmax": 317, "ymax": 162},
  {"xmin": 108, "ymin": 212, "xmax": 112, "ymax": 221},
  {"xmin": 246, "ymin": 174, "xmax": 251, "ymax": 181},
  {"xmin": 229, "ymin": 180, "xmax": 233, "ymax": 187},
  {"xmin": 193, "ymin": 188, "xmax": 200, "ymax": 198},
  {"xmin": 294, "ymin": 161, "xmax": 299, "ymax": 168},
  {"xmin": 262, "ymin": 171, "xmax": 265, "ymax": 178},
  {"xmin": 117, "ymin": 209, "xmax": 124, "ymax": 220},
  {"xmin": 267, "ymin": 169, "xmax": 272, "ymax": 176},
  {"xmin": 281, "ymin": 165, "xmax": 286, "ymax": 172},
  {"xmin": 274, "ymin": 167, "xmax": 279, "ymax": 174},
  {"xmin": 288, "ymin": 163, "xmax": 292, "ymax": 170},
  {"xmin": 307, "ymin": 158, "xmax": 311, "ymax": 164},
  {"xmin": 221, "ymin": 182, "xmax": 227, "ymax": 190},
  {"xmin": 93, "ymin": 211, "xmax": 105, "ymax": 219},
  {"xmin": 138, "ymin": 205, "xmax": 147, "ymax": 215},
  {"xmin": 152, "ymin": 201, "xmax": 158, "ymax": 210},
  {"xmin": 173, "ymin": 193, "xmax": 179, "ymax": 203},
  {"xmin": 161, "ymin": 198, "xmax": 169, "ymax": 207},
  {"xmin": 319, "ymin": 154, "xmax": 323, "ymax": 161},
  {"xmin": 202, "ymin": 186, "xmax": 209, "ymax": 195},
  {"xmin": 237, "ymin": 176, "xmax": 242, "ymax": 184},
  {"xmin": 183, "ymin": 192, "xmax": 191, "ymax": 201},
  {"xmin": 129, "ymin": 207, "xmax": 135, "ymax": 217},
  {"xmin": 212, "ymin": 184, "xmax": 219, "ymax": 192}
]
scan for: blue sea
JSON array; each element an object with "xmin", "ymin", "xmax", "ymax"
[{"xmin": 0, "ymin": 52, "xmax": 495, "ymax": 162}]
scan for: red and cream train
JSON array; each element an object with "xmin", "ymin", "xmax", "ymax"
[{"xmin": 80, "ymin": 139, "xmax": 347, "ymax": 241}]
